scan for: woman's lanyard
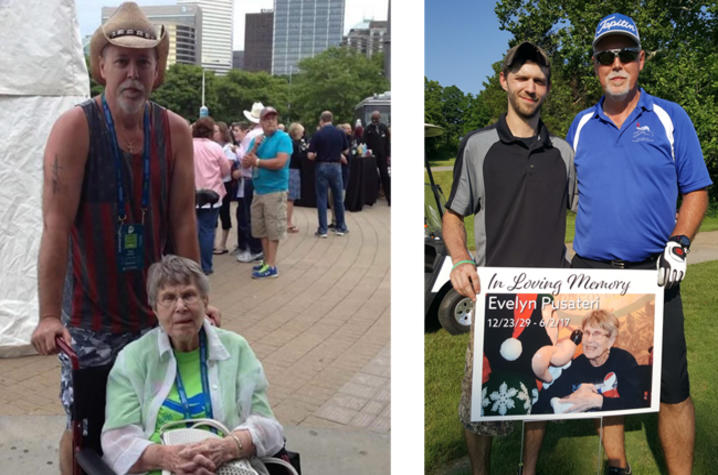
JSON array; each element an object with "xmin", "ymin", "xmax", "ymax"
[
  {"xmin": 174, "ymin": 328, "xmax": 214, "ymax": 421},
  {"xmin": 101, "ymin": 94, "xmax": 151, "ymax": 271}
]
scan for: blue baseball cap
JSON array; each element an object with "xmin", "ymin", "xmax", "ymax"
[{"xmin": 593, "ymin": 13, "xmax": 641, "ymax": 50}]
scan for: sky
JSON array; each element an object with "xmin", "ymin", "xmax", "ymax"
[
  {"xmin": 424, "ymin": 0, "xmax": 512, "ymax": 95},
  {"xmin": 75, "ymin": 0, "xmax": 389, "ymax": 51}
]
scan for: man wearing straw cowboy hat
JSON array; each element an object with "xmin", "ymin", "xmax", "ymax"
[
  {"xmin": 231, "ymin": 101, "xmax": 266, "ymax": 263},
  {"xmin": 30, "ymin": 3, "xmax": 218, "ymax": 472}
]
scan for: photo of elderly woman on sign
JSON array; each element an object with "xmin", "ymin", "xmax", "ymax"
[
  {"xmin": 100, "ymin": 255, "xmax": 284, "ymax": 474},
  {"xmin": 532, "ymin": 309, "xmax": 643, "ymax": 414}
]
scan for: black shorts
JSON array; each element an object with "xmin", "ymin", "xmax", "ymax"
[{"xmin": 571, "ymin": 254, "xmax": 690, "ymax": 404}]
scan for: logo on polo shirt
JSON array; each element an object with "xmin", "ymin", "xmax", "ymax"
[{"xmin": 632, "ymin": 122, "xmax": 654, "ymax": 143}]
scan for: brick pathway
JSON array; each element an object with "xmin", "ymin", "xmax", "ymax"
[{"xmin": 0, "ymin": 202, "xmax": 391, "ymax": 436}]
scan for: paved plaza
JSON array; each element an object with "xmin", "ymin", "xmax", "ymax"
[{"xmin": 0, "ymin": 201, "xmax": 391, "ymax": 474}]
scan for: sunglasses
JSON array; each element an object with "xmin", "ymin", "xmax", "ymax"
[{"xmin": 594, "ymin": 47, "xmax": 640, "ymax": 66}]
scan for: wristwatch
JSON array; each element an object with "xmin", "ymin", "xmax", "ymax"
[{"xmin": 669, "ymin": 234, "xmax": 691, "ymax": 250}]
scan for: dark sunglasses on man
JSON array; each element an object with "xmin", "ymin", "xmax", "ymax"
[{"xmin": 594, "ymin": 47, "xmax": 641, "ymax": 65}]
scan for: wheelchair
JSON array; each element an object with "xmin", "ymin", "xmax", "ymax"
[{"xmin": 56, "ymin": 337, "xmax": 301, "ymax": 475}]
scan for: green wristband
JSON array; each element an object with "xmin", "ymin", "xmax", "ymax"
[{"xmin": 451, "ymin": 260, "xmax": 475, "ymax": 270}]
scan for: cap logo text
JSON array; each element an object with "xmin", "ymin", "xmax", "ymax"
[{"xmin": 597, "ymin": 16, "xmax": 636, "ymax": 33}]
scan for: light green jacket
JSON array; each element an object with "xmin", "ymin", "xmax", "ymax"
[{"xmin": 101, "ymin": 320, "xmax": 283, "ymax": 474}]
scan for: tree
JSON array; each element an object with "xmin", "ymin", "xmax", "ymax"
[
  {"xmin": 424, "ymin": 78, "xmax": 445, "ymax": 128},
  {"xmin": 424, "ymin": 78, "xmax": 476, "ymax": 158},
  {"xmin": 84, "ymin": 56, "xmax": 103, "ymax": 97},
  {"xmin": 493, "ymin": 0, "xmax": 718, "ymax": 202},
  {"xmin": 151, "ymin": 63, "xmax": 216, "ymax": 121},
  {"xmin": 211, "ymin": 69, "xmax": 289, "ymax": 124},
  {"xmin": 440, "ymin": 85, "xmax": 471, "ymax": 147},
  {"xmin": 291, "ymin": 47, "xmax": 389, "ymax": 129},
  {"xmin": 424, "ymin": 78, "xmax": 449, "ymax": 158}
]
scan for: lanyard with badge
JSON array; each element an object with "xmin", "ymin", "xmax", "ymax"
[
  {"xmin": 101, "ymin": 94, "xmax": 150, "ymax": 272},
  {"xmin": 174, "ymin": 328, "xmax": 214, "ymax": 422}
]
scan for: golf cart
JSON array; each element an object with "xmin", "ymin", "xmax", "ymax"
[{"xmin": 424, "ymin": 124, "xmax": 473, "ymax": 334}]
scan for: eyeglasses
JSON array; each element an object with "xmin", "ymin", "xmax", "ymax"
[
  {"xmin": 157, "ymin": 291, "xmax": 201, "ymax": 308},
  {"xmin": 594, "ymin": 48, "xmax": 640, "ymax": 66},
  {"xmin": 583, "ymin": 329, "xmax": 610, "ymax": 339}
]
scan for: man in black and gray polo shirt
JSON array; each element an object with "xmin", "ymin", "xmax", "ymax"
[{"xmin": 441, "ymin": 41, "xmax": 576, "ymax": 475}]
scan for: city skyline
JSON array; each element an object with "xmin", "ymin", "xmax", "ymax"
[{"xmin": 75, "ymin": 0, "xmax": 388, "ymax": 52}]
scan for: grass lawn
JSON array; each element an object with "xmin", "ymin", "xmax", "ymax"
[
  {"xmin": 428, "ymin": 158, "xmax": 456, "ymax": 168},
  {"xmin": 425, "ymin": 260, "xmax": 718, "ymax": 474},
  {"xmin": 426, "ymin": 150, "xmax": 457, "ymax": 168},
  {"xmin": 697, "ymin": 211, "xmax": 718, "ymax": 232}
]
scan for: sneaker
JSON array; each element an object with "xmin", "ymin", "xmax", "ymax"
[
  {"xmin": 252, "ymin": 265, "xmax": 278, "ymax": 279},
  {"xmin": 314, "ymin": 231, "xmax": 328, "ymax": 238},
  {"xmin": 252, "ymin": 260, "xmax": 265, "ymax": 271},
  {"xmin": 334, "ymin": 228, "xmax": 349, "ymax": 236},
  {"xmin": 236, "ymin": 250, "xmax": 250, "ymax": 262},
  {"xmin": 607, "ymin": 463, "xmax": 631, "ymax": 475},
  {"xmin": 238, "ymin": 251, "xmax": 263, "ymax": 263},
  {"xmin": 230, "ymin": 246, "xmax": 241, "ymax": 256}
]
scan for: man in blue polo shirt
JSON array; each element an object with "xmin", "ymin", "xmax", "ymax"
[
  {"xmin": 565, "ymin": 13, "xmax": 712, "ymax": 474},
  {"xmin": 308, "ymin": 110, "xmax": 350, "ymax": 237}
]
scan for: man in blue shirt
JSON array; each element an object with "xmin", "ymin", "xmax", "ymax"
[
  {"xmin": 564, "ymin": 13, "xmax": 712, "ymax": 474},
  {"xmin": 308, "ymin": 110, "xmax": 350, "ymax": 237},
  {"xmin": 241, "ymin": 107, "xmax": 293, "ymax": 279}
]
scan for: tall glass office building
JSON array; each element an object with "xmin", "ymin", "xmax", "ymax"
[
  {"xmin": 179, "ymin": 0, "xmax": 233, "ymax": 75},
  {"xmin": 272, "ymin": 0, "xmax": 345, "ymax": 76}
]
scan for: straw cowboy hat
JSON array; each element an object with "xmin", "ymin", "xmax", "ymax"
[
  {"xmin": 243, "ymin": 102, "xmax": 265, "ymax": 123},
  {"xmin": 89, "ymin": 2, "xmax": 169, "ymax": 89}
]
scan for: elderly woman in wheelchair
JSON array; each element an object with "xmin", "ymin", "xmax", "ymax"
[{"xmin": 101, "ymin": 254, "xmax": 284, "ymax": 474}]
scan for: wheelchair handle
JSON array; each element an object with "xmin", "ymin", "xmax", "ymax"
[{"xmin": 56, "ymin": 335, "xmax": 79, "ymax": 370}]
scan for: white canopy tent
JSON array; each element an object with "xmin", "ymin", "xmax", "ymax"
[{"xmin": 0, "ymin": 0, "xmax": 89, "ymax": 356}]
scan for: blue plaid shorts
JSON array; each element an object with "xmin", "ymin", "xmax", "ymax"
[{"xmin": 59, "ymin": 326, "xmax": 147, "ymax": 426}]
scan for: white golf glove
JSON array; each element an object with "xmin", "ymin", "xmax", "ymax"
[{"xmin": 656, "ymin": 240, "xmax": 688, "ymax": 288}]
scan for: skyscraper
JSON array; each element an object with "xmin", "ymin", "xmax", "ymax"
[
  {"xmin": 101, "ymin": 5, "xmax": 201, "ymax": 67},
  {"xmin": 343, "ymin": 20, "xmax": 388, "ymax": 58},
  {"xmin": 244, "ymin": 10, "xmax": 274, "ymax": 73},
  {"xmin": 272, "ymin": 0, "xmax": 345, "ymax": 76},
  {"xmin": 178, "ymin": 0, "xmax": 233, "ymax": 75}
]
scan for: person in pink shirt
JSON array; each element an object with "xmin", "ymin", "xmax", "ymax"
[
  {"xmin": 192, "ymin": 116, "xmax": 231, "ymax": 274},
  {"xmin": 212, "ymin": 121, "xmax": 238, "ymax": 255}
]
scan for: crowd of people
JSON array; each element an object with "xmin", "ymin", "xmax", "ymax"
[{"xmin": 194, "ymin": 104, "xmax": 390, "ymax": 277}]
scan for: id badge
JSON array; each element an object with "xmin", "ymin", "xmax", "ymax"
[{"xmin": 117, "ymin": 224, "xmax": 144, "ymax": 272}]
